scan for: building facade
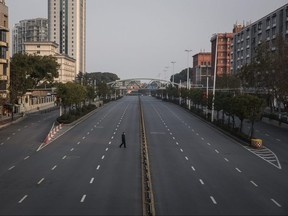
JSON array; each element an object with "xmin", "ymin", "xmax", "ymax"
[
  {"xmin": 48, "ymin": 0, "xmax": 86, "ymax": 78},
  {"xmin": 12, "ymin": 18, "xmax": 48, "ymax": 55},
  {"xmin": 0, "ymin": 0, "xmax": 9, "ymax": 115},
  {"xmin": 23, "ymin": 41, "xmax": 76, "ymax": 83},
  {"xmin": 231, "ymin": 3, "xmax": 288, "ymax": 73},
  {"xmin": 192, "ymin": 52, "xmax": 212, "ymax": 87},
  {"xmin": 210, "ymin": 33, "xmax": 233, "ymax": 77}
]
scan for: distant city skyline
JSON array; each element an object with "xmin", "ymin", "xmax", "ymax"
[{"xmin": 7, "ymin": 0, "xmax": 288, "ymax": 80}]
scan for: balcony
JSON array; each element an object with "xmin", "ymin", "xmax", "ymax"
[
  {"xmin": 0, "ymin": 75, "xmax": 8, "ymax": 81},
  {"xmin": 0, "ymin": 59, "xmax": 8, "ymax": 64}
]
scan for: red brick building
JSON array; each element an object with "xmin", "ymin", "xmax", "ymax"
[
  {"xmin": 210, "ymin": 33, "xmax": 233, "ymax": 77},
  {"xmin": 192, "ymin": 52, "xmax": 212, "ymax": 87}
]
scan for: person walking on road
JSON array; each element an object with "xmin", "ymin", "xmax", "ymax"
[{"xmin": 119, "ymin": 132, "xmax": 126, "ymax": 148}]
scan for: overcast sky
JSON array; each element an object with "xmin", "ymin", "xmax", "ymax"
[{"xmin": 7, "ymin": 0, "xmax": 288, "ymax": 80}]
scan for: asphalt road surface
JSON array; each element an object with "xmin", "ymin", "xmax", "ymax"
[{"xmin": 0, "ymin": 96, "xmax": 287, "ymax": 215}]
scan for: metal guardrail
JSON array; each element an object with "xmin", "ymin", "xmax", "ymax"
[{"xmin": 139, "ymin": 96, "xmax": 156, "ymax": 216}]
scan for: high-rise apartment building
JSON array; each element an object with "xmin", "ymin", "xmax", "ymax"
[
  {"xmin": 12, "ymin": 18, "xmax": 48, "ymax": 55},
  {"xmin": 0, "ymin": 0, "xmax": 9, "ymax": 115},
  {"xmin": 48, "ymin": 0, "xmax": 86, "ymax": 78},
  {"xmin": 231, "ymin": 3, "xmax": 288, "ymax": 74},
  {"xmin": 210, "ymin": 33, "xmax": 233, "ymax": 77}
]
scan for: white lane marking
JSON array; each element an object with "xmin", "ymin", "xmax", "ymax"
[
  {"xmin": 250, "ymin": 180, "xmax": 258, "ymax": 187},
  {"xmin": 108, "ymin": 141, "xmax": 111, "ymax": 145},
  {"xmin": 80, "ymin": 194, "xmax": 86, "ymax": 203},
  {"xmin": 196, "ymin": 133, "xmax": 199, "ymax": 136},
  {"xmin": 115, "ymin": 128, "xmax": 118, "ymax": 131},
  {"xmin": 176, "ymin": 142, "xmax": 179, "ymax": 145},
  {"xmin": 224, "ymin": 158, "xmax": 229, "ymax": 162},
  {"xmin": 37, "ymin": 178, "xmax": 45, "ymax": 185},
  {"xmin": 8, "ymin": 166, "xmax": 15, "ymax": 171},
  {"xmin": 185, "ymin": 157, "xmax": 189, "ymax": 160},
  {"xmin": 7, "ymin": 137, "xmax": 10, "ymax": 140},
  {"xmin": 207, "ymin": 142, "xmax": 211, "ymax": 146},
  {"xmin": 0, "ymin": 142, "xmax": 4, "ymax": 146},
  {"xmin": 87, "ymin": 132, "xmax": 90, "ymax": 135},
  {"xmin": 271, "ymin": 198, "xmax": 282, "ymax": 207},
  {"xmin": 210, "ymin": 196, "xmax": 217, "ymax": 204},
  {"xmin": 18, "ymin": 195, "xmax": 28, "ymax": 203},
  {"xmin": 191, "ymin": 166, "xmax": 196, "ymax": 171},
  {"xmin": 101, "ymin": 155, "xmax": 105, "ymax": 160},
  {"xmin": 62, "ymin": 155, "xmax": 67, "ymax": 160},
  {"xmin": 235, "ymin": 168, "xmax": 242, "ymax": 173},
  {"xmin": 192, "ymin": 129, "xmax": 195, "ymax": 132},
  {"xmin": 114, "ymin": 132, "xmax": 116, "ymax": 135},
  {"xmin": 201, "ymin": 137, "xmax": 204, "ymax": 140},
  {"xmin": 265, "ymin": 133, "xmax": 269, "ymax": 136},
  {"xmin": 18, "ymin": 129, "xmax": 21, "ymax": 131},
  {"xmin": 172, "ymin": 137, "xmax": 175, "ymax": 140},
  {"xmin": 105, "ymin": 148, "xmax": 109, "ymax": 151},
  {"xmin": 82, "ymin": 136, "xmax": 86, "ymax": 140},
  {"xmin": 170, "ymin": 132, "xmax": 172, "ymax": 135},
  {"xmin": 199, "ymin": 179, "xmax": 204, "ymax": 185},
  {"xmin": 167, "ymin": 129, "xmax": 170, "ymax": 131},
  {"xmin": 24, "ymin": 156, "xmax": 30, "ymax": 160},
  {"xmin": 77, "ymin": 141, "xmax": 80, "ymax": 145},
  {"xmin": 180, "ymin": 149, "xmax": 183, "ymax": 152},
  {"xmin": 91, "ymin": 128, "xmax": 94, "ymax": 131},
  {"xmin": 51, "ymin": 165, "xmax": 57, "ymax": 170},
  {"xmin": 111, "ymin": 136, "xmax": 114, "ymax": 139},
  {"xmin": 215, "ymin": 149, "xmax": 219, "ymax": 154},
  {"xmin": 90, "ymin": 178, "xmax": 94, "ymax": 184},
  {"xmin": 276, "ymin": 139, "xmax": 281, "ymax": 142},
  {"xmin": 96, "ymin": 165, "xmax": 100, "ymax": 170},
  {"xmin": 12, "ymin": 133, "xmax": 16, "ymax": 136},
  {"xmin": 70, "ymin": 148, "xmax": 74, "ymax": 151}
]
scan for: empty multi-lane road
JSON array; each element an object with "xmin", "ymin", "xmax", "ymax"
[{"xmin": 0, "ymin": 96, "xmax": 287, "ymax": 215}]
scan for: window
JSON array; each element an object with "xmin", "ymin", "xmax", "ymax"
[
  {"xmin": 37, "ymin": 51, "xmax": 40, "ymax": 54},
  {"xmin": 37, "ymin": 45, "xmax": 41, "ymax": 48}
]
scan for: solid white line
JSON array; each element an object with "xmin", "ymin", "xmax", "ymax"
[
  {"xmin": 90, "ymin": 178, "xmax": 94, "ymax": 184},
  {"xmin": 180, "ymin": 149, "xmax": 183, "ymax": 152},
  {"xmin": 199, "ymin": 179, "xmax": 204, "ymax": 185},
  {"xmin": 224, "ymin": 158, "xmax": 229, "ymax": 162},
  {"xmin": 215, "ymin": 149, "xmax": 219, "ymax": 154},
  {"xmin": 51, "ymin": 165, "xmax": 57, "ymax": 170},
  {"xmin": 37, "ymin": 178, "xmax": 45, "ymax": 185},
  {"xmin": 105, "ymin": 148, "xmax": 109, "ymax": 151},
  {"xmin": 210, "ymin": 196, "xmax": 217, "ymax": 204},
  {"xmin": 96, "ymin": 165, "xmax": 100, "ymax": 170},
  {"xmin": 77, "ymin": 141, "xmax": 80, "ymax": 145},
  {"xmin": 101, "ymin": 155, "xmax": 105, "ymax": 160},
  {"xmin": 8, "ymin": 166, "xmax": 15, "ymax": 171},
  {"xmin": 62, "ymin": 155, "xmax": 67, "ymax": 160},
  {"xmin": 80, "ymin": 194, "xmax": 86, "ymax": 203},
  {"xmin": 191, "ymin": 166, "xmax": 196, "ymax": 171},
  {"xmin": 250, "ymin": 180, "xmax": 258, "ymax": 187},
  {"xmin": 271, "ymin": 198, "xmax": 282, "ymax": 207},
  {"xmin": 235, "ymin": 168, "xmax": 242, "ymax": 173},
  {"xmin": 24, "ymin": 156, "xmax": 30, "ymax": 160},
  {"xmin": 185, "ymin": 156, "xmax": 189, "ymax": 160},
  {"xmin": 18, "ymin": 195, "xmax": 28, "ymax": 203}
]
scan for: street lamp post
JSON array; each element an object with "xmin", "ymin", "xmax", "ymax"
[
  {"xmin": 171, "ymin": 61, "xmax": 176, "ymax": 85},
  {"xmin": 185, "ymin": 49, "xmax": 192, "ymax": 109}
]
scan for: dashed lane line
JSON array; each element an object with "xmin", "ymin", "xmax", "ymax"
[
  {"xmin": 215, "ymin": 149, "xmax": 219, "ymax": 154},
  {"xmin": 199, "ymin": 179, "xmax": 204, "ymax": 185},
  {"xmin": 101, "ymin": 155, "xmax": 105, "ymax": 160},
  {"xmin": 224, "ymin": 158, "xmax": 229, "ymax": 162},
  {"xmin": 250, "ymin": 180, "xmax": 258, "ymax": 187},
  {"xmin": 191, "ymin": 166, "xmax": 196, "ymax": 171},
  {"xmin": 18, "ymin": 195, "xmax": 28, "ymax": 204},
  {"xmin": 62, "ymin": 155, "xmax": 67, "ymax": 160},
  {"xmin": 37, "ymin": 178, "xmax": 45, "ymax": 185},
  {"xmin": 185, "ymin": 157, "xmax": 189, "ymax": 160},
  {"xmin": 271, "ymin": 198, "xmax": 282, "ymax": 207},
  {"xmin": 51, "ymin": 165, "xmax": 57, "ymax": 170},
  {"xmin": 24, "ymin": 156, "xmax": 30, "ymax": 160},
  {"xmin": 80, "ymin": 194, "xmax": 86, "ymax": 203},
  {"xmin": 235, "ymin": 168, "xmax": 242, "ymax": 173},
  {"xmin": 96, "ymin": 165, "xmax": 100, "ymax": 170},
  {"xmin": 210, "ymin": 196, "xmax": 217, "ymax": 204},
  {"xmin": 90, "ymin": 178, "xmax": 94, "ymax": 184},
  {"xmin": 8, "ymin": 166, "xmax": 15, "ymax": 171}
]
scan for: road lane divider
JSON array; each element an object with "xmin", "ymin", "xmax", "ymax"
[{"xmin": 139, "ymin": 97, "xmax": 156, "ymax": 216}]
